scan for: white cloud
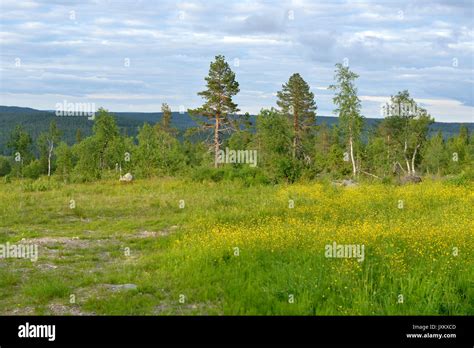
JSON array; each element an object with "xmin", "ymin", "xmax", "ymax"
[{"xmin": 0, "ymin": 0, "xmax": 472, "ymax": 121}]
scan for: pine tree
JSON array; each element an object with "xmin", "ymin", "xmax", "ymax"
[
  {"xmin": 276, "ymin": 73, "xmax": 316, "ymax": 159},
  {"xmin": 7, "ymin": 125, "xmax": 33, "ymax": 167},
  {"xmin": 75, "ymin": 128, "xmax": 82, "ymax": 143},
  {"xmin": 188, "ymin": 55, "xmax": 240, "ymax": 168},
  {"xmin": 160, "ymin": 103, "xmax": 172, "ymax": 132}
]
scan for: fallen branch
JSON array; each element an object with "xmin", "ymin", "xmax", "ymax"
[
  {"xmin": 360, "ymin": 170, "xmax": 382, "ymax": 179},
  {"xmin": 393, "ymin": 162, "xmax": 407, "ymax": 174}
]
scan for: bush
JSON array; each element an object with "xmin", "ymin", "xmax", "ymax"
[
  {"xmin": 190, "ymin": 165, "xmax": 270, "ymax": 186},
  {"xmin": 191, "ymin": 166, "xmax": 225, "ymax": 182},
  {"xmin": 381, "ymin": 176, "xmax": 395, "ymax": 185},
  {"xmin": 21, "ymin": 177, "xmax": 61, "ymax": 192},
  {"xmin": 3, "ymin": 174, "xmax": 12, "ymax": 183},
  {"xmin": 0, "ymin": 156, "xmax": 12, "ymax": 176},
  {"xmin": 445, "ymin": 169, "xmax": 474, "ymax": 187},
  {"xmin": 223, "ymin": 165, "xmax": 269, "ymax": 186},
  {"xmin": 23, "ymin": 160, "xmax": 43, "ymax": 179}
]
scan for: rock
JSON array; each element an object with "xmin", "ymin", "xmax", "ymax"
[
  {"xmin": 134, "ymin": 226, "xmax": 179, "ymax": 239},
  {"xmin": 105, "ymin": 283, "xmax": 138, "ymax": 292},
  {"xmin": 136, "ymin": 231, "xmax": 157, "ymax": 238},
  {"xmin": 119, "ymin": 173, "xmax": 133, "ymax": 182},
  {"xmin": 400, "ymin": 175, "xmax": 422, "ymax": 184},
  {"xmin": 48, "ymin": 303, "xmax": 91, "ymax": 316},
  {"xmin": 341, "ymin": 179, "xmax": 358, "ymax": 187},
  {"xmin": 37, "ymin": 263, "xmax": 58, "ymax": 270}
]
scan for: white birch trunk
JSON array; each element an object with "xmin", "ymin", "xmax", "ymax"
[{"xmin": 349, "ymin": 136, "xmax": 356, "ymax": 177}]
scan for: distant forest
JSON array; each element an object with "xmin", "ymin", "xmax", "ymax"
[
  {"xmin": 0, "ymin": 105, "xmax": 472, "ymax": 156},
  {"xmin": 1, "ymin": 57, "xmax": 473, "ymax": 184}
]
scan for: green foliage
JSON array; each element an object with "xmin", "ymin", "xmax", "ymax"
[
  {"xmin": 157, "ymin": 103, "xmax": 178, "ymax": 136},
  {"xmin": 7, "ymin": 125, "xmax": 33, "ymax": 165},
  {"xmin": 1, "ymin": 71, "xmax": 471, "ymax": 184},
  {"xmin": 445, "ymin": 125, "xmax": 471, "ymax": 174},
  {"xmin": 191, "ymin": 55, "xmax": 240, "ymax": 118},
  {"xmin": 37, "ymin": 120, "xmax": 62, "ymax": 176},
  {"xmin": 191, "ymin": 166, "xmax": 226, "ymax": 182},
  {"xmin": 191, "ymin": 165, "xmax": 268, "ymax": 185},
  {"xmin": 445, "ymin": 167, "xmax": 474, "ymax": 187},
  {"xmin": 364, "ymin": 135, "xmax": 391, "ymax": 177},
  {"xmin": 226, "ymin": 130, "xmax": 254, "ymax": 155},
  {"xmin": 93, "ymin": 108, "xmax": 120, "ymax": 170},
  {"xmin": 0, "ymin": 178, "xmax": 471, "ymax": 315},
  {"xmin": 256, "ymin": 108, "xmax": 296, "ymax": 182},
  {"xmin": 21, "ymin": 176, "xmax": 61, "ymax": 192},
  {"xmin": 22, "ymin": 159, "xmax": 43, "ymax": 179},
  {"xmin": 55, "ymin": 142, "xmax": 74, "ymax": 181},
  {"xmin": 71, "ymin": 136, "xmax": 101, "ymax": 181},
  {"xmin": 421, "ymin": 131, "xmax": 447, "ymax": 175},
  {"xmin": 134, "ymin": 124, "xmax": 185, "ymax": 178},
  {"xmin": 379, "ymin": 90, "xmax": 434, "ymax": 175},
  {"xmin": 329, "ymin": 63, "xmax": 364, "ymax": 176},
  {"xmin": 0, "ymin": 156, "xmax": 11, "ymax": 176},
  {"xmin": 188, "ymin": 55, "xmax": 241, "ymax": 167},
  {"xmin": 181, "ymin": 140, "xmax": 210, "ymax": 168},
  {"xmin": 277, "ymin": 73, "xmax": 317, "ymax": 158}
]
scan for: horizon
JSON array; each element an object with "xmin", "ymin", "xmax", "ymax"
[
  {"xmin": 1, "ymin": 104, "xmax": 473, "ymax": 124},
  {"xmin": 0, "ymin": 0, "xmax": 473, "ymax": 122}
]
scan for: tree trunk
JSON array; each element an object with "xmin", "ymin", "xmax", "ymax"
[
  {"xmin": 349, "ymin": 135, "xmax": 356, "ymax": 177},
  {"xmin": 293, "ymin": 109, "xmax": 298, "ymax": 159},
  {"xmin": 47, "ymin": 141, "xmax": 53, "ymax": 177},
  {"xmin": 214, "ymin": 115, "xmax": 220, "ymax": 168},
  {"xmin": 404, "ymin": 140, "xmax": 411, "ymax": 173},
  {"xmin": 411, "ymin": 144, "xmax": 419, "ymax": 175}
]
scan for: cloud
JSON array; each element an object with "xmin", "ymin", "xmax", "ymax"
[{"xmin": 0, "ymin": 0, "xmax": 472, "ymax": 122}]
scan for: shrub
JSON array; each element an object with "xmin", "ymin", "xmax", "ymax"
[
  {"xmin": 445, "ymin": 169, "xmax": 474, "ymax": 187},
  {"xmin": 23, "ymin": 160, "xmax": 43, "ymax": 179},
  {"xmin": 0, "ymin": 156, "xmax": 11, "ymax": 176}
]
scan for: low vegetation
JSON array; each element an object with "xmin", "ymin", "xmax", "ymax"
[{"xmin": 0, "ymin": 178, "xmax": 472, "ymax": 315}]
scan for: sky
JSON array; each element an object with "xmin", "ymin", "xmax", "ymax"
[{"xmin": 0, "ymin": 0, "xmax": 473, "ymax": 122}]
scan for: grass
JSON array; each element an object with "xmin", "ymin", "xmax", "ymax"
[{"xmin": 0, "ymin": 177, "xmax": 472, "ymax": 315}]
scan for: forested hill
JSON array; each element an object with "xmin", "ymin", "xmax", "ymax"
[{"xmin": 0, "ymin": 105, "xmax": 472, "ymax": 155}]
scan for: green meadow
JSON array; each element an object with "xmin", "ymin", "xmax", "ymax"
[{"xmin": 0, "ymin": 177, "xmax": 472, "ymax": 315}]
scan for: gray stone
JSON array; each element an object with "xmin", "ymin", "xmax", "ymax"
[
  {"xmin": 400, "ymin": 175, "xmax": 422, "ymax": 184},
  {"xmin": 119, "ymin": 173, "xmax": 133, "ymax": 182},
  {"xmin": 106, "ymin": 283, "xmax": 138, "ymax": 292},
  {"xmin": 341, "ymin": 179, "xmax": 358, "ymax": 187}
]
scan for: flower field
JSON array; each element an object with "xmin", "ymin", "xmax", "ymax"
[{"xmin": 0, "ymin": 178, "xmax": 472, "ymax": 315}]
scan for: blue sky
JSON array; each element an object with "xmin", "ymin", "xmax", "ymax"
[{"xmin": 0, "ymin": 0, "xmax": 473, "ymax": 122}]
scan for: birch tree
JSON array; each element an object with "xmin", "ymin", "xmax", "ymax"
[
  {"xmin": 39, "ymin": 120, "xmax": 61, "ymax": 176},
  {"xmin": 381, "ymin": 91, "xmax": 433, "ymax": 175},
  {"xmin": 329, "ymin": 63, "xmax": 364, "ymax": 177}
]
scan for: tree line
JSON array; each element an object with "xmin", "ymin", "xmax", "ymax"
[{"xmin": 0, "ymin": 55, "xmax": 472, "ymax": 184}]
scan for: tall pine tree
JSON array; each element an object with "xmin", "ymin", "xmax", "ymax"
[
  {"xmin": 189, "ymin": 55, "xmax": 240, "ymax": 168},
  {"xmin": 160, "ymin": 103, "xmax": 172, "ymax": 132},
  {"xmin": 276, "ymin": 73, "xmax": 316, "ymax": 159}
]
